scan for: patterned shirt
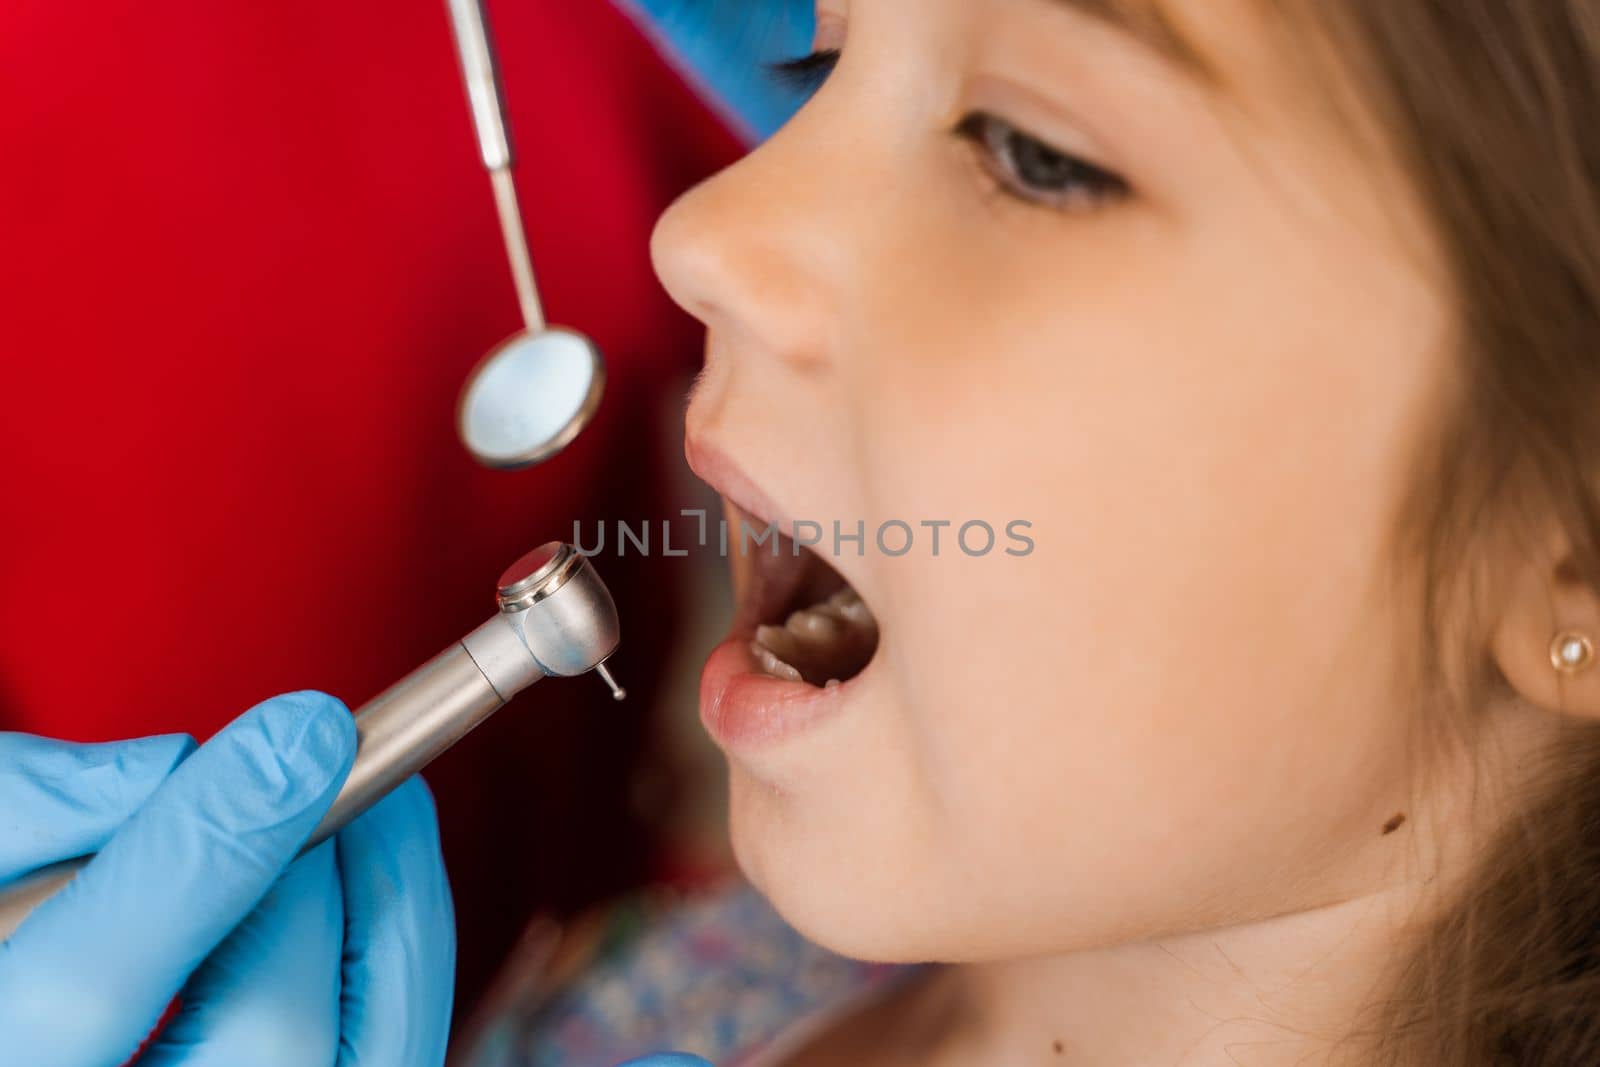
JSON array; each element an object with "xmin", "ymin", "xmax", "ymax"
[{"xmin": 457, "ymin": 880, "xmax": 924, "ymax": 1066}]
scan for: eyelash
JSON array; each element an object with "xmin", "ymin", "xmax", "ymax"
[
  {"xmin": 767, "ymin": 48, "xmax": 840, "ymax": 94},
  {"xmin": 766, "ymin": 49, "xmax": 1129, "ymax": 213}
]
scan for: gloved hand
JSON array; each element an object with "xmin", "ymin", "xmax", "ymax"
[
  {"xmin": 0, "ymin": 691, "xmax": 455, "ymax": 1067},
  {"xmin": 616, "ymin": 1056, "xmax": 715, "ymax": 1067}
]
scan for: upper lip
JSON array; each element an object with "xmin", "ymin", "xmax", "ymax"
[
  {"xmin": 683, "ymin": 434, "xmax": 796, "ymax": 536},
  {"xmin": 684, "ymin": 433, "xmax": 866, "ymax": 638}
]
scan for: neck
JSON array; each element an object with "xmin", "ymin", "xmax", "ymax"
[{"xmin": 905, "ymin": 881, "xmax": 1426, "ymax": 1067}]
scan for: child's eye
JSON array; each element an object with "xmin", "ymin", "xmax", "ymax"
[
  {"xmin": 766, "ymin": 52, "xmax": 1126, "ymax": 214},
  {"xmin": 767, "ymin": 48, "xmax": 841, "ymax": 95},
  {"xmin": 956, "ymin": 113, "xmax": 1129, "ymax": 212}
]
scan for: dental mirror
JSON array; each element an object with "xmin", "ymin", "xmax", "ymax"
[{"xmin": 447, "ymin": 0, "xmax": 605, "ymax": 469}]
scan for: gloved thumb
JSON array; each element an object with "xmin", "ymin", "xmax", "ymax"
[{"xmin": 0, "ymin": 691, "xmax": 357, "ymax": 1067}]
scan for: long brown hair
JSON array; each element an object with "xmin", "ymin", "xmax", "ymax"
[{"xmin": 1283, "ymin": 1, "xmax": 1600, "ymax": 1062}]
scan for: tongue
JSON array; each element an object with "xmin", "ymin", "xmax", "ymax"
[{"xmin": 751, "ymin": 587, "xmax": 879, "ymax": 686}]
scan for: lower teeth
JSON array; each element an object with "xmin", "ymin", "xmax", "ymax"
[
  {"xmin": 752, "ymin": 643, "xmax": 802, "ymax": 682},
  {"xmin": 749, "ymin": 586, "xmax": 878, "ymax": 686}
]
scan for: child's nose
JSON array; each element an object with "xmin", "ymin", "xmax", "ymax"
[{"xmin": 649, "ymin": 132, "xmax": 841, "ymax": 374}]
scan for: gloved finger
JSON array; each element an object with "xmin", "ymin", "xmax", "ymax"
[
  {"xmin": 0, "ymin": 732, "xmax": 195, "ymax": 879},
  {"xmin": 0, "ymin": 691, "xmax": 356, "ymax": 1067},
  {"xmin": 619, "ymin": 0, "xmax": 816, "ymax": 140},
  {"xmin": 137, "ymin": 842, "xmax": 344, "ymax": 1067},
  {"xmin": 335, "ymin": 776, "xmax": 455, "ymax": 1067},
  {"xmin": 616, "ymin": 1055, "xmax": 717, "ymax": 1067}
]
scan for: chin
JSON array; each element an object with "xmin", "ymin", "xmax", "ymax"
[{"xmin": 722, "ymin": 761, "xmax": 973, "ymax": 966}]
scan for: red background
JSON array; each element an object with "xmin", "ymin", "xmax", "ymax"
[{"xmin": 0, "ymin": 0, "xmax": 740, "ymax": 1013}]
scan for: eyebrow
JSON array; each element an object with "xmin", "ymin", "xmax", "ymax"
[{"xmin": 1049, "ymin": 0, "xmax": 1215, "ymax": 77}]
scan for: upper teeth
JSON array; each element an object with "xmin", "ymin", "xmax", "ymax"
[{"xmin": 750, "ymin": 586, "xmax": 878, "ymax": 686}]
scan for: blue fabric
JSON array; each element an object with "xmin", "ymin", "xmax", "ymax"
[
  {"xmin": 617, "ymin": 0, "xmax": 816, "ymax": 142},
  {"xmin": 0, "ymin": 692, "xmax": 456, "ymax": 1067}
]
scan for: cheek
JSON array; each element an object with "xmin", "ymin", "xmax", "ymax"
[{"xmin": 844, "ymin": 224, "xmax": 1446, "ymax": 945}]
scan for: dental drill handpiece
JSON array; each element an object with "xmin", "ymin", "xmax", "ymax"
[{"xmin": 0, "ymin": 542, "xmax": 624, "ymax": 942}]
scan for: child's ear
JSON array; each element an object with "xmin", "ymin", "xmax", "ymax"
[{"xmin": 1490, "ymin": 533, "xmax": 1600, "ymax": 718}]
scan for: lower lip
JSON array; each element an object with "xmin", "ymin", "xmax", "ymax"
[{"xmin": 699, "ymin": 637, "xmax": 859, "ymax": 751}]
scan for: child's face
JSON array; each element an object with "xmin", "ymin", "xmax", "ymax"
[{"xmin": 653, "ymin": 0, "xmax": 1455, "ymax": 960}]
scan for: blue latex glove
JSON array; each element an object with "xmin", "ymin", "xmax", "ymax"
[
  {"xmin": 616, "ymin": 1056, "xmax": 715, "ymax": 1067},
  {"xmin": 616, "ymin": 0, "xmax": 816, "ymax": 141},
  {"xmin": 0, "ymin": 691, "xmax": 455, "ymax": 1067}
]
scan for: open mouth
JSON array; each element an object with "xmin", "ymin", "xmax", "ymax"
[{"xmin": 730, "ymin": 514, "xmax": 881, "ymax": 688}]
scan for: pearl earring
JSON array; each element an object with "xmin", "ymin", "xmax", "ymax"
[{"xmin": 1550, "ymin": 631, "xmax": 1596, "ymax": 674}]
